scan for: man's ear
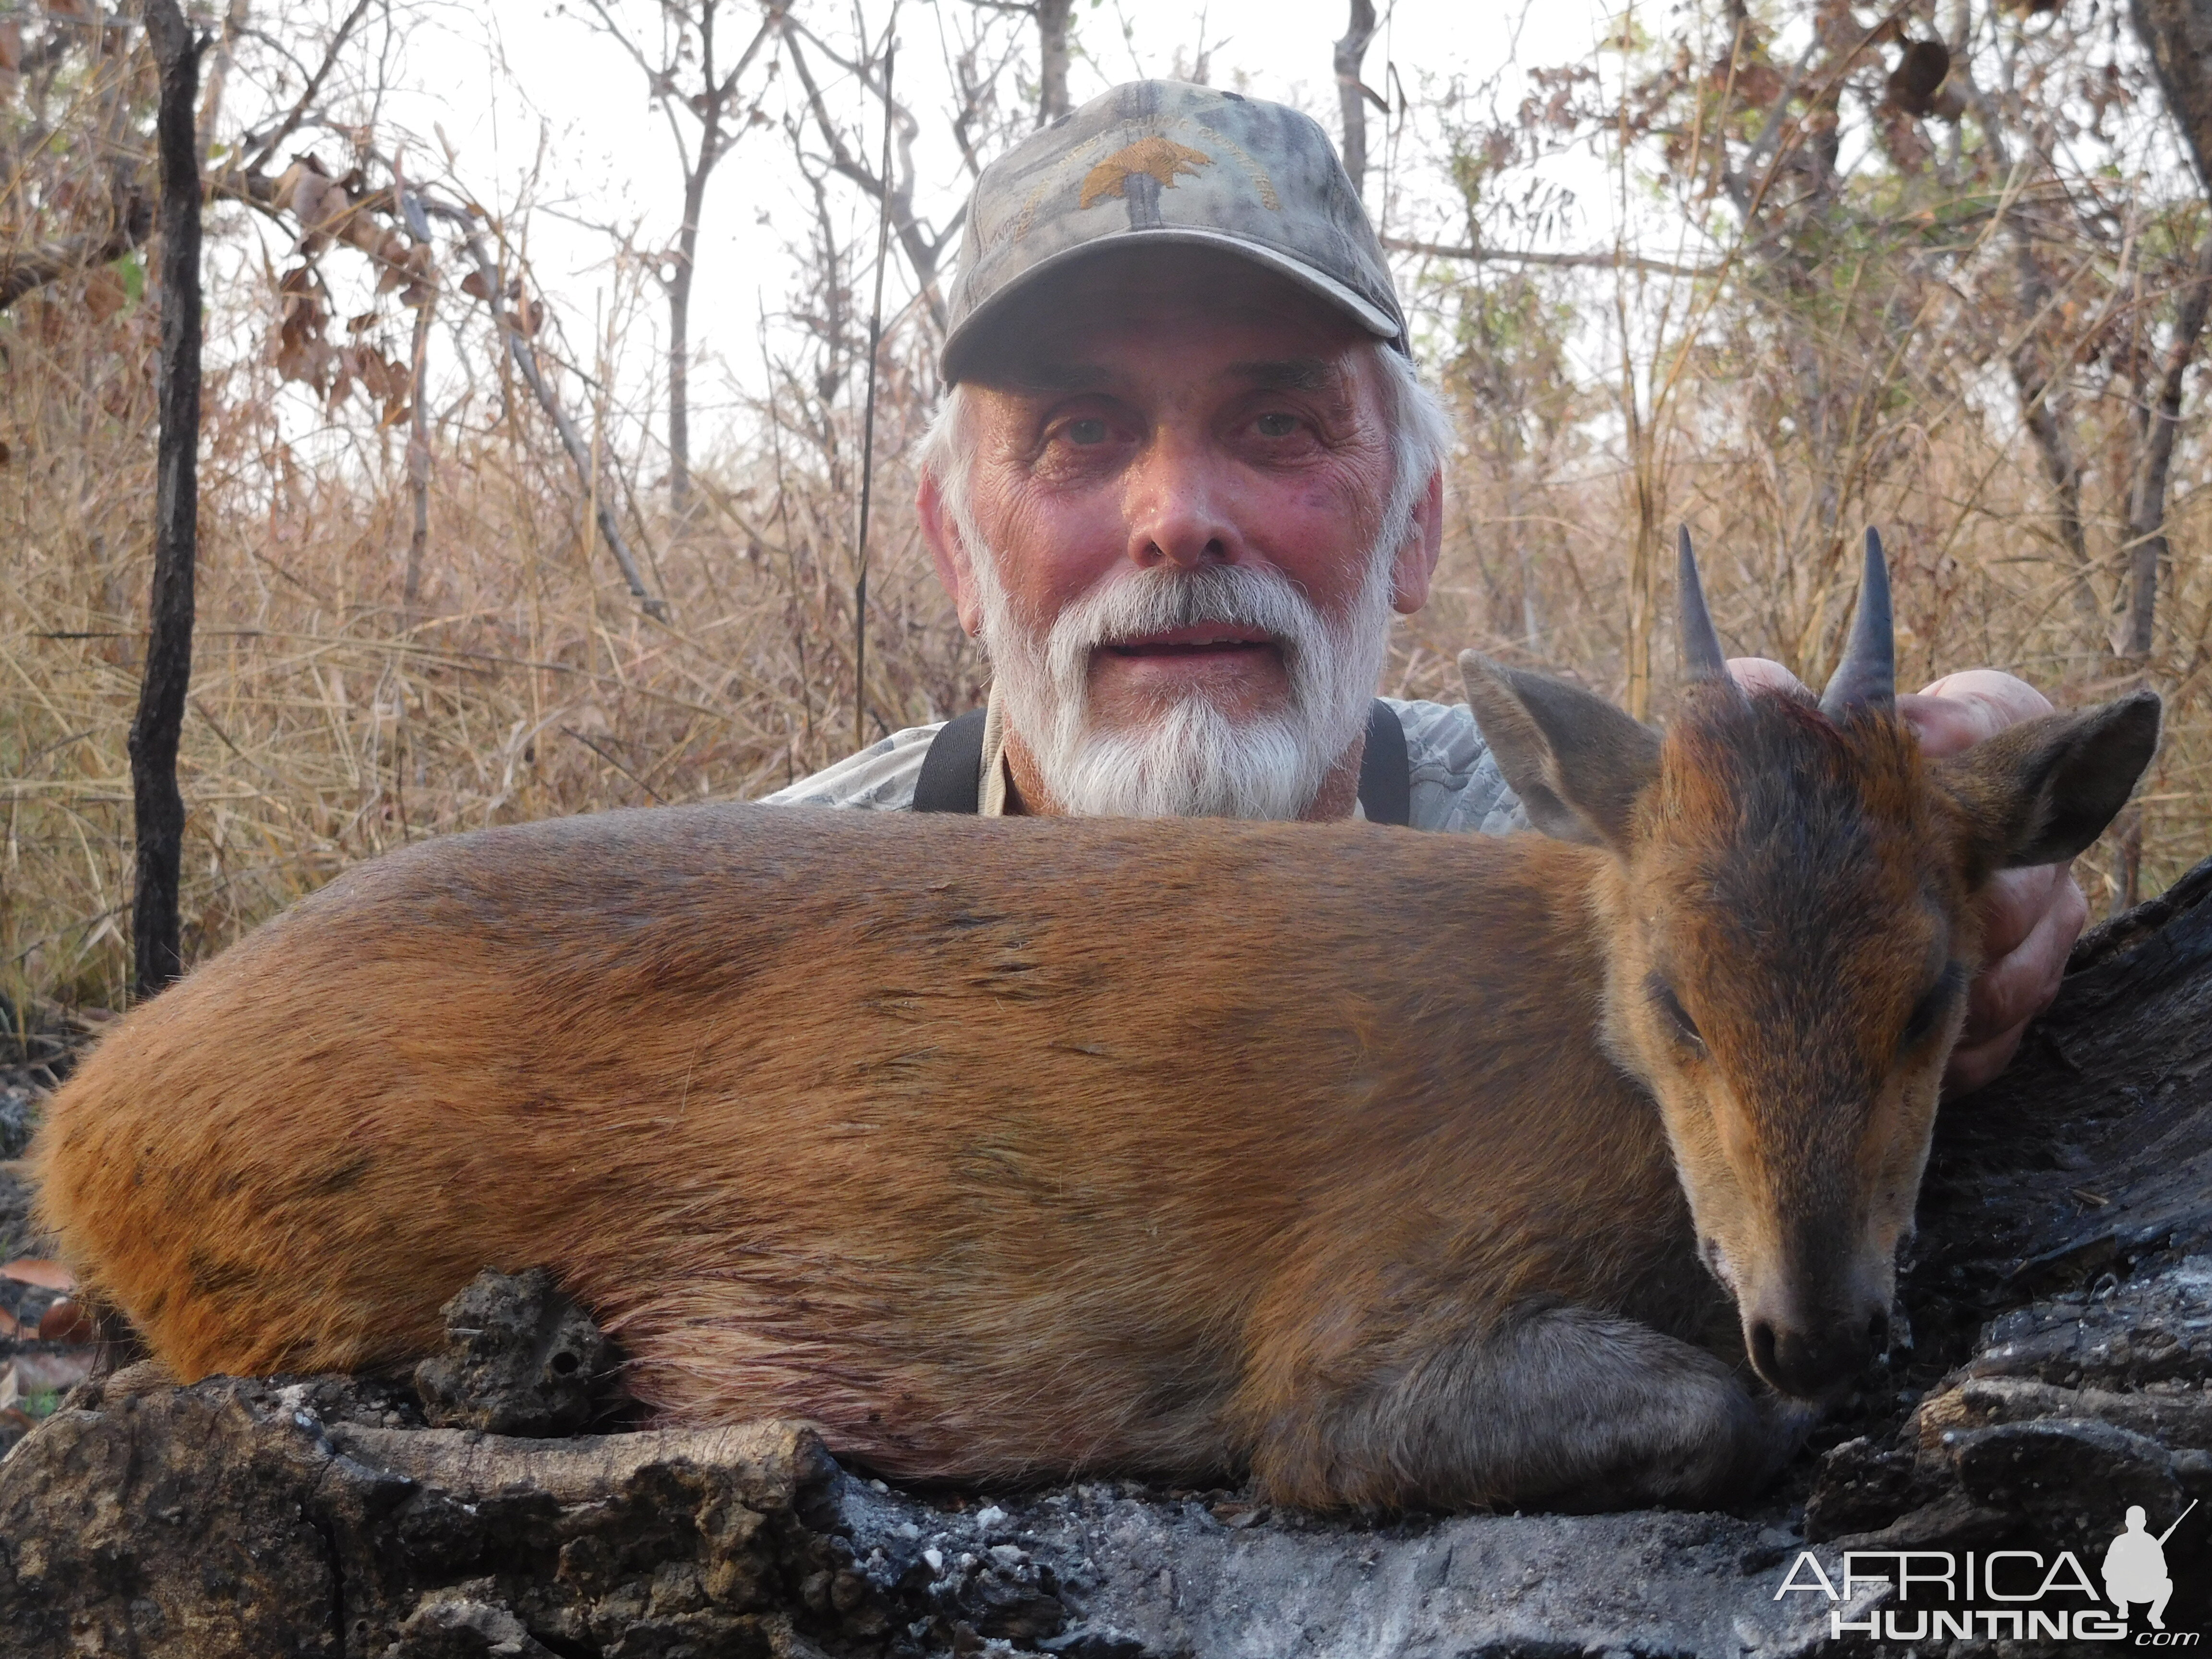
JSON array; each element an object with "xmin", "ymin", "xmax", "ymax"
[
  {"xmin": 1460, "ymin": 651, "xmax": 1661, "ymax": 852},
  {"xmin": 1391, "ymin": 469, "xmax": 1444, "ymax": 615},
  {"xmin": 917, "ymin": 471, "xmax": 983, "ymax": 637},
  {"xmin": 1936, "ymin": 689, "xmax": 2162, "ymax": 869}
]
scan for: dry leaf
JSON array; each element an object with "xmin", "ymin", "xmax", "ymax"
[
  {"xmin": 0, "ymin": 1308, "xmax": 21, "ymax": 1340},
  {"xmin": 459, "ymin": 268, "xmax": 490, "ymax": 301},
  {"xmin": 1887, "ymin": 40, "xmax": 1951, "ymax": 118},
  {"xmin": 338, "ymin": 205, "xmax": 384, "ymax": 255},
  {"xmin": 0, "ymin": 1259, "xmax": 74, "ymax": 1292},
  {"xmin": 84, "ymin": 266, "xmax": 127, "ymax": 324},
  {"xmin": 373, "ymin": 231, "xmax": 412, "ymax": 293},
  {"xmin": 0, "ymin": 19, "xmax": 22, "ymax": 74}
]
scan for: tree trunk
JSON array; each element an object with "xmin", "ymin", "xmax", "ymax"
[
  {"xmin": 128, "ymin": 0, "xmax": 202, "ymax": 1002},
  {"xmin": 1333, "ymin": 0, "xmax": 1379, "ymax": 201},
  {"xmin": 402, "ymin": 289, "xmax": 434, "ymax": 613},
  {"xmin": 2133, "ymin": 0, "xmax": 2212, "ymax": 200},
  {"xmin": 2119, "ymin": 232, "xmax": 2212, "ymax": 661},
  {"xmin": 2008, "ymin": 232, "xmax": 2104, "ymax": 633},
  {"xmin": 1034, "ymin": 0, "xmax": 1071, "ymax": 124},
  {"xmin": 668, "ymin": 166, "xmax": 708, "ymax": 518}
]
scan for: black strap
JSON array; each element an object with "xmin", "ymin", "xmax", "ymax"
[
  {"xmin": 1358, "ymin": 700, "xmax": 1411, "ymax": 826},
  {"xmin": 913, "ymin": 707, "xmax": 991, "ymax": 812},
  {"xmin": 912, "ymin": 699, "xmax": 1413, "ymax": 823}
]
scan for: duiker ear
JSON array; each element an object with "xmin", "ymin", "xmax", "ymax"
[
  {"xmin": 1460, "ymin": 651, "xmax": 1662, "ymax": 851},
  {"xmin": 1937, "ymin": 689, "xmax": 2162, "ymax": 869}
]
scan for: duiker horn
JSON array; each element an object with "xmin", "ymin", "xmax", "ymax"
[
  {"xmin": 1676, "ymin": 526, "xmax": 1733, "ymax": 685},
  {"xmin": 1820, "ymin": 529, "xmax": 1896, "ymax": 716}
]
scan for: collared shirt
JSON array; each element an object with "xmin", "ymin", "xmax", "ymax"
[{"xmin": 760, "ymin": 684, "xmax": 1527, "ymax": 836}]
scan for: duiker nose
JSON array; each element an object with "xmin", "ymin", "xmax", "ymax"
[{"xmin": 1748, "ymin": 1308, "xmax": 1887, "ymax": 1398}]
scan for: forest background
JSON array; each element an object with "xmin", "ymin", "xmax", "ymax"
[{"xmin": 5, "ymin": 0, "xmax": 2212, "ymax": 1037}]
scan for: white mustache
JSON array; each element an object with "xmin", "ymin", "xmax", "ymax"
[{"xmin": 1047, "ymin": 564, "xmax": 1330, "ymax": 697}]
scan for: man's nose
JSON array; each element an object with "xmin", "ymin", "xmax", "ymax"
[{"xmin": 1122, "ymin": 433, "xmax": 1240, "ymax": 571}]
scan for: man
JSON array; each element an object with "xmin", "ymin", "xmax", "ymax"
[{"xmin": 768, "ymin": 79, "xmax": 2086, "ymax": 1094}]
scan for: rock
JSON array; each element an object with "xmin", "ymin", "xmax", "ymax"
[
  {"xmin": 0, "ymin": 1372, "xmax": 865, "ymax": 1657},
  {"xmin": 0, "ymin": 1370, "xmax": 1844, "ymax": 1657},
  {"xmin": 0, "ymin": 1086, "xmax": 52, "ymax": 1261},
  {"xmin": 1953, "ymin": 1418, "xmax": 2183, "ymax": 1549},
  {"xmin": 385, "ymin": 1592, "xmax": 560, "ymax": 1658},
  {"xmin": 1799, "ymin": 1436, "xmax": 1917, "ymax": 1540},
  {"xmin": 412, "ymin": 1266, "xmax": 612, "ymax": 1436},
  {"xmin": 0, "ymin": 1082, "xmax": 38, "ymax": 1160}
]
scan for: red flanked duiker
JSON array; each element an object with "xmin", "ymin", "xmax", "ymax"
[
  {"xmin": 1462, "ymin": 529, "xmax": 2160, "ymax": 1402},
  {"xmin": 32, "ymin": 530, "xmax": 2157, "ymax": 1513}
]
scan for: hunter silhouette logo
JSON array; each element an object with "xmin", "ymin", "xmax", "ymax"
[
  {"xmin": 2105, "ymin": 1501, "xmax": 2194, "ymax": 1631},
  {"xmin": 1079, "ymin": 136, "xmax": 1213, "ymax": 209},
  {"xmin": 1775, "ymin": 1498, "xmax": 2203, "ymax": 1643}
]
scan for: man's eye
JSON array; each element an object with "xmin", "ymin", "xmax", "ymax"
[
  {"xmin": 1064, "ymin": 418, "xmax": 1109, "ymax": 445},
  {"xmin": 1255, "ymin": 412, "xmax": 1300, "ymax": 438}
]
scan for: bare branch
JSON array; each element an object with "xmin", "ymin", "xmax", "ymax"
[
  {"xmin": 1381, "ymin": 237, "xmax": 1718, "ymax": 280},
  {"xmin": 240, "ymin": 0, "xmax": 375, "ymax": 175},
  {"xmin": 423, "ymin": 201, "xmax": 668, "ymax": 620}
]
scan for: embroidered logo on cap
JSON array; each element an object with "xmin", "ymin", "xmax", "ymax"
[{"xmin": 1078, "ymin": 135, "xmax": 1213, "ymax": 209}]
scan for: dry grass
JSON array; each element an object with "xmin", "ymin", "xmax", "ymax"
[
  {"xmin": 0, "ymin": 289, "xmax": 981, "ymax": 1025},
  {"xmin": 9, "ymin": 240, "xmax": 2212, "ymax": 1034}
]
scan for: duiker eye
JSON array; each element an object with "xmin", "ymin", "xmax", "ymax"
[
  {"xmin": 1900, "ymin": 963, "xmax": 1967, "ymax": 1053},
  {"xmin": 1648, "ymin": 976, "xmax": 1704, "ymax": 1049}
]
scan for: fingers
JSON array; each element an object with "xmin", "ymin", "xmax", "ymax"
[
  {"xmin": 1946, "ymin": 872, "xmax": 2088, "ymax": 1098},
  {"xmin": 1724, "ymin": 657, "xmax": 1806, "ymax": 697},
  {"xmin": 1719, "ymin": 662, "xmax": 2055, "ymax": 761},
  {"xmin": 1943, "ymin": 1013, "xmax": 2032, "ymax": 1099},
  {"xmin": 1904, "ymin": 667, "xmax": 2080, "ymax": 1095},
  {"xmin": 1973, "ymin": 862, "xmax": 2065, "ymax": 967},
  {"xmin": 1900, "ymin": 670, "xmax": 2056, "ymax": 759}
]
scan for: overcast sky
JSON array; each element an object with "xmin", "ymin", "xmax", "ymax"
[{"xmin": 335, "ymin": 0, "xmax": 1616, "ymax": 449}]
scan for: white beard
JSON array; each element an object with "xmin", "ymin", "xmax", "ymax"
[{"xmin": 959, "ymin": 514, "xmax": 1404, "ymax": 820}]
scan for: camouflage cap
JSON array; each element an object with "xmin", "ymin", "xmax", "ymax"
[{"xmin": 941, "ymin": 80, "xmax": 1406, "ymax": 384}]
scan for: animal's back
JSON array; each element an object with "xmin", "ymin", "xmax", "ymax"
[{"xmin": 34, "ymin": 803, "xmax": 1691, "ymax": 1481}]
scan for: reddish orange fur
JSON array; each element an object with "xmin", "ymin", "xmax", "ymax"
[{"xmin": 33, "ymin": 809, "xmax": 1704, "ymax": 1502}]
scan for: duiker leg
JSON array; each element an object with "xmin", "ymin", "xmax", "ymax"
[{"xmin": 1251, "ymin": 1307, "xmax": 1806, "ymax": 1511}]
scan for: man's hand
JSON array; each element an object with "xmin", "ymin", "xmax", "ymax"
[
  {"xmin": 1726, "ymin": 660, "xmax": 2087, "ymax": 1097},
  {"xmin": 1901, "ymin": 671, "xmax": 2086, "ymax": 1095}
]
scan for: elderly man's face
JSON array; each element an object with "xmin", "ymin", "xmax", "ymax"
[{"xmin": 921, "ymin": 248, "xmax": 1441, "ymax": 817}]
